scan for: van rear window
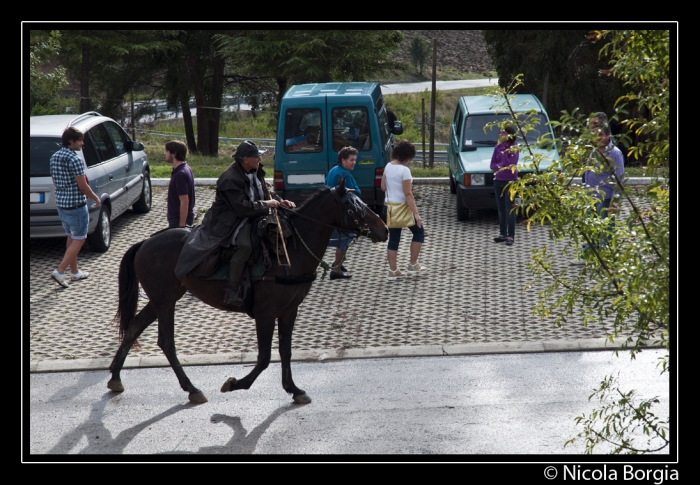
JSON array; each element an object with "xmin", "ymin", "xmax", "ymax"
[
  {"xmin": 284, "ymin": 108, "xmax": 323, "ymax": 154},
  {"xmin": 30, "ymin": 137, "xmax": 63, "ymax": 176},
  {"xmin": 332, "ymin": 107, "xmax": 371, "ymax": 152}
]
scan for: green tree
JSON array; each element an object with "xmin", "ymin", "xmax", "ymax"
[
  {"xmin": 29, "ymin": 30, "xmax": 68, "ymax": 115},
  {"xmin": 483, "ymin": 30, "xmax": 627, "ymax": 136},
  {"xmin": 216, "ymin": 30, "xmax": 406, "ymax": 108},
  {"xmin": 492, "ymin": 30, "xmax": 670, "ymax": 454},
  {"xmin": 408, "ymin": 35, "xmax": 431, "ymax": 75}
]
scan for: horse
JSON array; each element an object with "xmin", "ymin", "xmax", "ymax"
[{"xmin": 107, "ymin": 178, "xmax": 388, "ymax": 404}]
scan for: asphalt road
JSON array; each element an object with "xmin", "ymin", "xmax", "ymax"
[{"xmin": 27, "ymin": 348, "xmax": 669, "ymax": 458}]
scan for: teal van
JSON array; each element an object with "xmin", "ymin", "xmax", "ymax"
[
  {"xmin": 273, "ymin": 82, "xmax": 402, "ymax": 212},
  {"xmin": 448, "ymin": 94, "xmax": 559, "ymax": 220}
]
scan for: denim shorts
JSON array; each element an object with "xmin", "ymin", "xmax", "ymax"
[{"xmin": 57, "ymin": 205, "xmax": 89, "ymax": 240}]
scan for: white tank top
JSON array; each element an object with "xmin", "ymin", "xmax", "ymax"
[{"xmin": 384, "ymin": 163, "xmax": 412, "ymax": 203}]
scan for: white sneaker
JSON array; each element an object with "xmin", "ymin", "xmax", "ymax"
[
  {"xmin": 387, "ymin": 268, "xmax": 406, "ymax": 281},
  {"xmin": 406, "ymin": 262, "xmax": 427, "ymax": 274},
  {"xmin": 51, "ymin": 270, "xmax": 69, "ymax": 288},
  {"xmin": 70, "ymin": 270, "xmax": 90, "ymax": 281}
]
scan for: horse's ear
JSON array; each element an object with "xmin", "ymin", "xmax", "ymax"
[{"xmin": 337, "ymin": 175, "xmax": 347, "ymax": 196}]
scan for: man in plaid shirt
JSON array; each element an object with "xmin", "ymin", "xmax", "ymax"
[{"xmin": 49, "ymin": 127, "xmax": 101, "ymax": 288}]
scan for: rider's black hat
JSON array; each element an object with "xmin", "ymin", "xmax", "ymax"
[{"xmin": 234, "ymin": 140, "xmax": 266, "ymax": 158}]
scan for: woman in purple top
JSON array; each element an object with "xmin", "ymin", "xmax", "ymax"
[{"xmin": 490, "ymin": 125, "xmax": 519, "ymax": 246}]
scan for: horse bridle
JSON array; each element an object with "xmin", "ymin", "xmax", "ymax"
[{"xmin": 279, "ymin": 187, "xmax": 381, "ymax": 238}]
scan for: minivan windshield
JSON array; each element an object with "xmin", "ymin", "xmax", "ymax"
[
  {"xmin": 461, "ymin": 113, "xmax": 552, "ymax": 151},
  {"xmin": 30, "ymin": 137, "xmax": 63, "ymax": 176}
]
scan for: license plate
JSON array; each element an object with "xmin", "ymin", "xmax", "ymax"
[
  {"xmin": 288, "ymin": 174, "xmax": 325, "ymax": 185},
  {"xmin": 30, "ymin": 192, "xmax": 45, "ymax": 203}
]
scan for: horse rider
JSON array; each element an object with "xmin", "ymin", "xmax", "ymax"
[{"xmin": 174, "ymin": 140, "xmax": 296, "ymax": 306}]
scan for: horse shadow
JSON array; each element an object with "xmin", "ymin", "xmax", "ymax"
[
  {"xmin": 46, "ymin": 391, "xmax": 190, "ymax": 454},
  {"xmin": 158, "ymin": 404, "xmax": 301, "ymax": 455}
]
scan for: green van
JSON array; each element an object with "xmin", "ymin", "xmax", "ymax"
[
  {"xmin": 448, "ymin": 94, "xmax": 559, "ymax": 220},
  {"xmin": 273, "ymin": 82, "xmax": 402, "ymax": 213}
]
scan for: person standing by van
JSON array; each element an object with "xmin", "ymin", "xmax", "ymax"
[
  {"xmin": 490, "ymin": 125, "xmax": 519, "ymax": 246},
  {"xmin": 381, "ymin": 140, "xmax": 426, "ymax": 280},
  {"xmin": 325, "ymin": 147, "xmax": 360, "ymax": 280},
  {"xmin": 165, "ymin": 140, "xmax": 195, "ymax": 228},
  {"xmin": 49, "ymin": 127, "xmax": 101, "ymax": 287}
]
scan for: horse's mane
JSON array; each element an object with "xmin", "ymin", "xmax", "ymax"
[{"xmin": 286, "ymin": 187, "xmax": 368, "ymax": 219}]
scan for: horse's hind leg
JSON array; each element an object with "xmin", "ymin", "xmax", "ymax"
[
  {"xmin": 220, "ymin": 316, "xmax": 275, "ymax": 394},
  {"xmin": 278, "ymin": 309, "xmax": 311, "ymax": 404},
  {"xmin": 108, "ymin": 303, "xmax": 157, "ymax": 392},
  {"xmin": 157, "ymin": 307, "xmax": 208, "ymax": 404}
]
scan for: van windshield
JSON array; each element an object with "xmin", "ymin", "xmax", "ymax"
[
  {"xmin": 461, "ymin": 113, "xmax": 551, "ymax": 151},
  {"xmin": 284, "ymin": 108, "xmax": 323, "ymax": 154}
]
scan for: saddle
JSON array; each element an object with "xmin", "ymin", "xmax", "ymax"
[{"xmin": 191, "ymin": 212, "xmax": 298, "ymax": 317}]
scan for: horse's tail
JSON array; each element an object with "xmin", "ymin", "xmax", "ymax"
[{"xmin": 113, "ymin": 240, "xmax": 147, "ymax": 342}]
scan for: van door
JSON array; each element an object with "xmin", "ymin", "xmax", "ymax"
[
  {"xmin": 277, "ymin": 100, "xmax": 329, "ymax": 193},
  {"xmin": 325, "ymin": 99, "xmax": 377, "ymax": 196}
]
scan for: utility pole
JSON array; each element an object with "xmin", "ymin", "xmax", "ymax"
[{"xmin": 429, "ymin": 38, "xmax": 437, "ymax": 169}]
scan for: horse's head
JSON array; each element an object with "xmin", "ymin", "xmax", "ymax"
[{"xmin": 332, "ymin": 176, "xmax": 388, "ymax": 243}]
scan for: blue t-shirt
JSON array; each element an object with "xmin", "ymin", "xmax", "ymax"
[{"xmin": 326, "ymin": 165, "xmax": 360, "ymax": 195}]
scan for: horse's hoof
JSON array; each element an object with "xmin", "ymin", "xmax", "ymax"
[
  {"xmin": 220, "ymin": 377, "xmax": 237, "ymax": 393},
  {"xmin": 293, "ymin": 393, "xmax": 312, "ymax": 404},
  {"xmin": 189, "ymin": 391, "xmax": 208, "ymax": 404},
  {"xmin": 107, "ymin": 380, "xmax": 124, "ymax": 392}
]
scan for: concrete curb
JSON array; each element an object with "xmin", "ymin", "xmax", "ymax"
[
  {"xmin": 152, "ymin": 177, "xmax": 658, "ymax": 187},
  {"xmin": 29, "ymin": 339, "xmax": 663, "ymax": 373}
]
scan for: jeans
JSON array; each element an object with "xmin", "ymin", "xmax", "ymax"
[
  {"xmin": 494, "ymin": 179, "xmax": 516, "ymax": 239},
  {"xmin": 57, "ymin": 205, "xmax": 89, "ymax": 240}
]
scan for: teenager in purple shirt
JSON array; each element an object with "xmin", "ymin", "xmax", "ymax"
[
  {"xmin": 165, "ymin": 140, "xmax": 195, "ymax": 228},
  {"xmin": 490, "ymin": 125, "xmax": 519, "ymax": 246}
]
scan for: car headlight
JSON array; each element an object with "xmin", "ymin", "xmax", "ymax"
[{"xmin": 471, "ymin": 174, "xmax": 485, "ymax": 186}]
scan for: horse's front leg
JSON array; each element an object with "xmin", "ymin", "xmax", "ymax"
[
  {"xmin": 108, "ymin": 303, "xmax": 157, "ymax": 392},
  {"xmin": 220, "ymin": 315, "xmax": 275, "ymax": 393},
  {"xmin": 157, "ymin": 307, "xmax": 207, "ymax": 404},
  {"xmin": 278, "ymin": 308, "xmax": 311, "ymax": 404}
]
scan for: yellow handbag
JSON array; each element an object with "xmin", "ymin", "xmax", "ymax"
[{"xmin": 386, "ymin": 201, "xmax": 415, "ymax": 229}]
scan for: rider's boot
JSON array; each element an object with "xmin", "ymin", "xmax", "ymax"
[{"xmin": 224, "ymin": 285, "xmax": 243, "ymax": 306}]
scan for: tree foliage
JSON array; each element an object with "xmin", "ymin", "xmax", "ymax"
[
  {"xmin": 490, "ymin": 29, "xmax": 670, "ymax": 454},
  {"xmin": 483, "ymin": 30, "xmax": 628, "ymax": 135},
  {"xmin": 408, "ymin": 35, "xmax": 431, "ymax": 75},
  {"xmin": 29, "ymin": 30, "xmax": 68, "ymax": 115},
  {"xmin": 216, "ymin": 30, "xmax": 406, "ymax": 108}
]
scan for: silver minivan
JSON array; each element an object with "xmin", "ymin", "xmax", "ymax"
[{"xmin": 29, "ymin": 112, "xmax": 151, "ymax": 252}]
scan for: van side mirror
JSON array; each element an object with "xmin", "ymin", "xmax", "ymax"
[
  {"xmin": 392, "ymin": 121, "xmax": 403, "ymax": 135},
  {"xmin": 127, "ymin": 140, "xmax": 145, "ymax": 151}
]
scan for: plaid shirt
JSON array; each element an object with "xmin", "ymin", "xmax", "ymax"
[{"xmin": 50, "ymin": 147, "xmax": 86, "ymax": 208}]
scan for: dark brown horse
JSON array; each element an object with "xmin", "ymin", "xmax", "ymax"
[{"xmin": 107, "ymin": 179, "xmax": 388, "ymax": 404}]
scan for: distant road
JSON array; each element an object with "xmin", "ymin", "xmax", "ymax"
[
  {"xmin": 380, "ymin": 78, "xmax": 499, "ymax": 95},
  {"xmin": 134, "ymin": 79, "xmax": 499, "ymax": 122}
]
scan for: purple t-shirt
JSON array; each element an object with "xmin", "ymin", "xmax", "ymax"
[
  {"xmin": 490, "ymin": 141, "xmax": 519, "ymax": 181},
  {"xmin": 167, "ymin": 162, "xmax": 195, "ymax": 226}
]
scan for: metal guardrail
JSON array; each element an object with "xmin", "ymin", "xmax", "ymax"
[{"xmin": 140, "ymin": 132, "xmax": 449, "ymax": 160}]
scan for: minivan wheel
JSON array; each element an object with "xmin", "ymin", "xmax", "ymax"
[
  {"xmin": 456, "ymin": 191, "xmax": 470, "ymax": 221},
  {"xmin": 88, "ymin": 206, "xmax": 111, "ymax": 252},
  {"xmin": 132, "ymin": 174, "xmax": 152, "ymax": 213},
  {"xmin": 449, "ymin": 171, "xmax": 456, "ymax": 194}
]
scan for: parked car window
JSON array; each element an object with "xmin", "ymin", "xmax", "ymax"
[
  {"xmin": 89, "ymin": 123, "xmax": 117, "ymax": 161},
  {"xmin": 332, "ymin": 106, "xmax": 370, "ymax": 152},
  {"xmin": 30, "ymin": 137, "xmax": 62, "ymax": 177},
  {"xmin": 284, "ymin": 108, "xmax": 323, "ymax": 154},
  {"xmin": 461, "ymin": 113, "xmax": 550, "ymax": 150},
  {"xmin": 103, "ymin": 121, "xmax": 129, "ymax": 156},
  {"xmin": 82, "ymin": 133, "xmax": 101, "ymax": 167}
]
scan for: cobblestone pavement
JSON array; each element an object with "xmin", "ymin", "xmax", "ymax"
[{"xmin": 28, "ymin": 183, "xmax": 632, "ymax": 368}]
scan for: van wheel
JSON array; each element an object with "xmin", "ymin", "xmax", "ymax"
[
  {"xmin": 456, "ymin": 191, "xmax": 469, "ymax": 221},
  {"xmin": 449, "ymin": 171, "xmax": 456, "ymax": 194},
  {"xmin": 133, "ymin": 173, "xmax": 152, "ymax": 213},
  {"xmin": 88, "ymin": 206, "xmax": 111, "ymax": 252}
]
